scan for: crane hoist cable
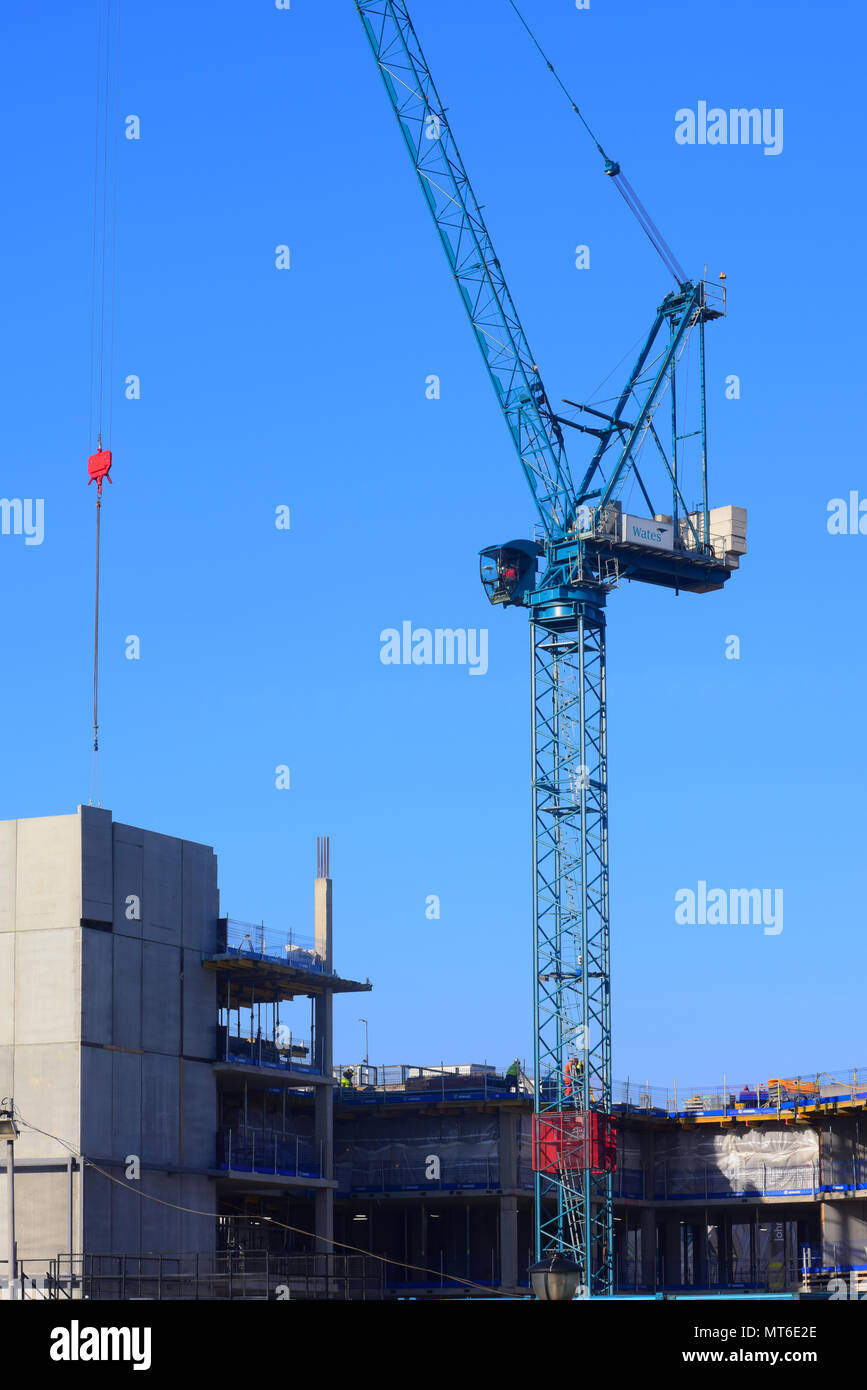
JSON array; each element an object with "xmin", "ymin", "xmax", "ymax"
[
  {"xmin": 87, "ymin": 0, "xmax": 120, "ymax": 807},
  {"xmin": 506, "ymin": 0, "xmax": 687, "ymax": 285}
]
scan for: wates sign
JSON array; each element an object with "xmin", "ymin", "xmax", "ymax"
[{"xmin": 621, "ymin": 514, "xmax": 674, "ymax": 550}]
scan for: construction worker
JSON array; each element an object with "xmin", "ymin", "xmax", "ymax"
[
  {"xmin": 506, "ymin": 1058, "xmax": 521, "ymax": 1093},
  {"xmin": 564, "ymin": 1056, "xmax": 583, "ymax": 1099},
  {"xmin": 340, "ymin": 1068, "xmax": 354, "ymax": 1090}
]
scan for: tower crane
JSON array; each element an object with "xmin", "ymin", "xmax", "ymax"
[{"xmin": 355, "ymin": 0, "xmax": 745, "ymax": 1295}]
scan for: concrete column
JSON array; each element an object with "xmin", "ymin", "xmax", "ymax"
[
  {"xmin": 640, "ymin": 1130, "xmax": 658, "ymax": 1291},
  {"xmin": 313, "ymin": 871, "xmax": 333, "ymax": 1256},
  {"xmin": 405, "ymin": 1203, "xmax": 425, "ymax": 1272},
  {"xmin": 694, "ymin": 1219, "xmax": 709, "ymax": 1288},
  {"xmin": 640, "ymin": 1208, "xmax": 657, "ymax": 1291},
  {"xmin": 313, "ymin": 1083, "xmax": 333, "ymax": 1254},
  {"xmin": 498, "ymin": 1108, "xmax": 519, "ymax": 1290},
  {"xmin": 314, "ymin": 877, "xmax": 332, "ymax": 971},
  {"xmin": 499, "ymin": 1197, "xmax": 519, "ymax": 1291},
  {"xmin": 663, "ymin": 1218, "xmax": 681, "ymax": 1289},
  {"xmin": 720, "ymin": 1212, "xmax": 734, "ymax": 1284},
  {"xmin": 821, "ymin": 1200, "xmax": 867, "ymax": 1271}
]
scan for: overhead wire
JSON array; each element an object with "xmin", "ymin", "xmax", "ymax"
[
  {"xmin": 86, "ymin": 6, "xmax": 103, "ymax": 451},
  {"xmin": 87, "ymin": 0, "xmax": 120, "ymax": 806},
  {"xmin": 506, "ymin": 0, "xmax": 687, "ymax": 285},
  {"xmin": 13, "ymin": 1105, "xmax": 518, "ymax": 1300},
  {"xmin": 107, "ymin": 0, "xmax": 121, "ymax": 450}
]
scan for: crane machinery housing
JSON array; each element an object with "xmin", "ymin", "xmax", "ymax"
[{"xmin": 355, "ymin": 0, "xmax": 747, "ymax": 1296}]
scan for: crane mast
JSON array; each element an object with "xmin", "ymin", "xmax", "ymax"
[{"xmin": 356, "ymin": 0, "xmax": 742, "ymax": 1297}]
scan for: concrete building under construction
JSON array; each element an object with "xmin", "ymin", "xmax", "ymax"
[
  {"xmin": 0, "ymin": 808, "xmax": 369, "ymax": 1297},
  {"xmin": 1, "ymin": 808, "xmax": 865, "ymax": 1300}
]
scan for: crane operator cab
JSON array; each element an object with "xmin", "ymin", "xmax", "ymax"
[{"xmin": 479, "ymin": 539, "xmax": 544, "ymax": 607}]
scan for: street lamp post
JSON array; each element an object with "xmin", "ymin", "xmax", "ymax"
[
  {"xmin": 0, "ymin": 1099, "xmax": 19, "ymax": 1301},
  {"xmin": 529, "ymin": 1254, "xmax": 583, "ymax": 1301},
  {"xmin": 358, "ymin": 1019, "xmax": 369, "ymax": 1080}
]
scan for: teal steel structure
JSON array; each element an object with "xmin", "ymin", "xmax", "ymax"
[{"xmin": 355, "ymin": 0, "xmax": 735, "ymax": 1295}]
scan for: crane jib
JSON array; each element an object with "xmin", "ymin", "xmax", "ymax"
[{"xmin": 356, "ymin": 0, "xmax": 574, "ymax": 538}]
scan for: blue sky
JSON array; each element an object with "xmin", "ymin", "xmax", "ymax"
[{"xmin": 1, "ymin": 0, "xmax": 865, "ymax": 1089}]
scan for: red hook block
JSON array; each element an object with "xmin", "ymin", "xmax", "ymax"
[{"xmin": 87, "ymin": 449, "xmax": 113, "ymax": 494}]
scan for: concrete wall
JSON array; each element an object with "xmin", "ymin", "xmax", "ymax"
[
  {"xmin": 0, "ymin": 808, "xmax": 220, "ymax": 1264},
  {"xmin": 79, "ymin": 811, "xmax": 219, "ymax": 1254},
  {"xmin": 0, "ymin": 812, "xmax": 83, "ymax": 1262}
]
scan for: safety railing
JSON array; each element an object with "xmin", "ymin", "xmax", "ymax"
[
  {"xmin": 616, "ymin": 1159, "xmax": 867, "ymax": 1201},
  {"xmin": 383, "ymin": 1252, "xmax": 502, "ymax": 1292},
  {"xmin": 219, "ymin": 918, "xmax": 329, "ymax": 974},
  {"xmin": 335, "ymin": 1157, "xmax": 501, "ymax": 1194},
  {"xmin": 568, "ymin": 501, "xmax": 722, "ymax": 564},
  {"xmin": 332, "ymin": 1063, "xmax": 867, "ymax": 1121},
  {"xmin": 218, "ymin": 1026, "xmax": 318, "ymax": 1073},
  {"xmin": 800, "ymin": 1241, "xmax": 867, "ymax": 1282},
  {"xmin": 678, "ymin": 524, "xmax": 732, "ymax": 559},
  {"xmin": 614, "ymin": 1166, "xmax": 647, "ymax": 1199},
  {"xmin": 614, "ymin": 1258, "xmax": 801, "ymax": 1296},
  {"xmin": 613, "ymin": 1068, "xmax": 867, "ymax": 1119},
  {"xmin": 699, "ymin": 277, "xmax": 727, "ymax": 318},
  {"xmin": 653, "ymin": 1162, "xmax": 818, "ymax": 1201},
  {"xmin": 1, "ymin": 1259, "xmax": 74, "ymax": 1301},
  {"xmin": 334, "ymin": 1062, "xmax": 529, "ymax": 1101},
  {"xmin": 819, "ymin": 1157, "xmax": 867, "ymax": 1193},
  {"xmin": 217, "ymin": 1128, "xmax": 323, "ymax": 1180}
]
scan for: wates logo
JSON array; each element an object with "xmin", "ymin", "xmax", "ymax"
[{"xmin": 629, "ymin": 523, "xmax": 667, "ymax": 544}]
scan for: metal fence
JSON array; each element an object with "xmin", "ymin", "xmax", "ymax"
[
  {"xmin": 2, "ymin": 1260, "xmax": 70, "ymax": 1301},
  {"xmin": 44, "ymin": 1252, "xmax": 383, "ymax": 1301}
]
